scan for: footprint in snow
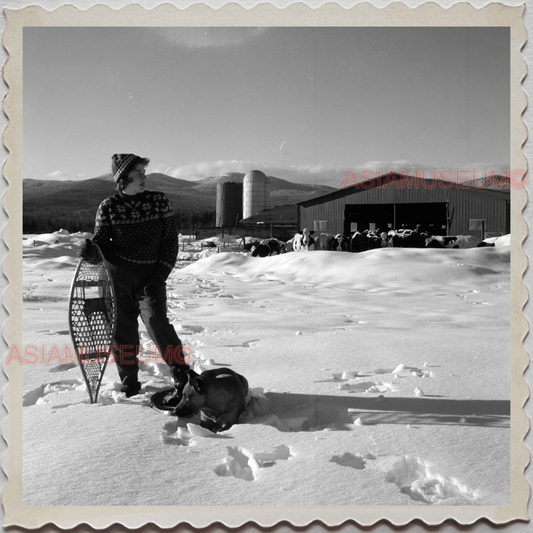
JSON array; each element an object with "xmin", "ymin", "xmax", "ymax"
[
  {"xmin": 338, "ymin": 381, "xmax": 394, "ymax": 394},
  {"xmin": 316, "ymin": 370, "xmax": 359, "ymax": 383},
  {"xmin": 331, "ymin": 453, "xmax": 477, "ymax": 504},
  {"xmin": 381, "ymin": 455, "xmax": 477, "ymax": 504},
  {"xmin": 161, "ymin": 420, "xmax": 194, "ymax": 447},
  {"xmin": 177, "ymin": 325, "xmax": 205, "ymax": 335},
  {"xmin": 373, "ymin": 365, "xmax": 430, "ymax": 377},
  {"xmin": 214, "ymin": 445, "xmax": 292, "ymax": 481},
  {"xmin": 161, "ymin": 421, "xmax": 229, "ymax": 446},
  {"xmin": 49, "ymin": 362, "xmax": 78, "ymax": 373},
  {"xmin": 330, "ymin": 452, "xmax": 369, "ymax": 470},
  {"xmin": 222, "ymin": 340, "xmax": 260, "ymax": 348},
  {"xmin": 23, "ymin": 379, "xmax": 84, "ymax": 406}
]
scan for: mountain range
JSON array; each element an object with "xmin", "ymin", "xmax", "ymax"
[{"xmin": 23, "ymin": 172, "xmax": 336, "ymax": 233}]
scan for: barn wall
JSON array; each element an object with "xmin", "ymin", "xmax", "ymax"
[{"xmin": 298, "ymin": 182, "xmax": 509, "ymax": 237}]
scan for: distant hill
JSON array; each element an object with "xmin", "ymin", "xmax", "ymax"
[
  {"xmin": 192, "ymin": 171, "xmax": 333, "ymax": 190},
  {"xmin": 23, "ymin": 172, "xmax": 336, "ymax": 233}
]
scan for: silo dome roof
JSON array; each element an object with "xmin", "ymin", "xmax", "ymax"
[{"xmin": 243, "ymin": 170, "xmax": 269, "ymax": 183}]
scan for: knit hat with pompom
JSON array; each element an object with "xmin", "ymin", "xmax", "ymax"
[{"xmin": 112, "ymin": 154, "xmax": 142, "ymax": 184}]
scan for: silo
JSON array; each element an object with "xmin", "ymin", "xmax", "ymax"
[
  {"xmin": 216, "ymin": 181, "xmax": 243, "ymax": 226},
  {"xmin": 243, "ymin": 170, "xmax": 271, "ymax": 219}
]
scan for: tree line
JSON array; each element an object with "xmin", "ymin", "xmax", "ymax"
[{"xmin": 23, "ymin": 208, "xmax": 216, "ymax": 235}]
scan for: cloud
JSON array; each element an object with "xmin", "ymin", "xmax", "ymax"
[
  {"xmin": 456, "ymin": 161, "xmax": 510, "ymax": 176},
  {"xmin": 350, "ymin": 160, "xmax": 427, "ymax": 175},
  {"xmin": 157, "ymin": 160, "xmax": 348, "ymax": 188},
  {"xmin": 152, "ymin": 27, "xmax": 268, "ymax": 49},
  {"xmin": 161, "ymin": 160, "xmax": 253, "ymax": 180},
  {"xmin": 156, "ymin": 159, "xmax": 511, "ymax": 190}
]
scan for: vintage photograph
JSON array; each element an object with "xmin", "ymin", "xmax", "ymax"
[{"xmin": 3, "ymin": 2, "xmax": 528, "ymax": 529}]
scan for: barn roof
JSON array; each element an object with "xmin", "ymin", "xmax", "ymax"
[
  {"xmin": 296, "ymin": 173, "xmax": 511, "ymax": 207},
  {"xmin": 239, "ymin": 204, "xmax": 297, "ymax": 225}
]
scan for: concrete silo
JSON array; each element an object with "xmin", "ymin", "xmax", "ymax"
[
  {"xmin": 216, "ymin": 181, "xmax": 243, "ymax": 226},
  {"xmin": 243, "ymin": 170, "xmax": 271, "ymax": 219}
]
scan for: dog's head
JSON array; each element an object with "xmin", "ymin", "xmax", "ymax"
[{"xmin": 173, "ymin": 370, "xmax": 207, "ymax": 417}]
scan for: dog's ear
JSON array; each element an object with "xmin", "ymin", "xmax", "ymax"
[
  {"xmin": 187, "ymin": 369, "xmax": 199, "ymax": 383},
  {"xmin": 193, "ymin": 377, "xmax": 206, "ymax": 394}
]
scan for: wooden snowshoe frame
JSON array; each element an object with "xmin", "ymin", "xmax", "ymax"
[{"xmin": 68, "ymin": 245, "xmax": 117, "ymax": 403}]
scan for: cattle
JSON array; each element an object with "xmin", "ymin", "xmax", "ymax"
[
  {"xmin": 350, "ymin": 230, "xmax": 382, "ymax": 252},
  {"xmin": 328, "ymin": 234, "xmax": 351, "ymax": 251},
  {"xmin": 250, "ymin": 238, "xmax": 286, "ymax": 257},
  {"xmin": 264, "ymin": 238, "xmax": 286, "ymax": 255},
  {"xmin": 424, "ymin": 235, "xmax": 482, "ymax": 249},
  {"xmin": 390, "ymin": 229, "xmax": 428, "ymax": 248},
  {"xmin": 291, "ymin": 229, "xmax": 316, "ymax": 251},
  {"xmin": 310, "ymin": 233, "xmax": 335, "ymax": 250},
  {"xmin": 250, "ymin": 243, "xmax": 271, "ymax": 257},
  {"xmin": 243, "ymin": 240, "xmax": 260, "ymax": 252}
]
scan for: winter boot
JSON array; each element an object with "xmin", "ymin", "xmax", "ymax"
[
  {"xmin": 122, "ymin": 381, "xmax": 142, "ymax": 398},
  {"xmin": 170, "ymin": 364, "xmax": 190, "ymax": 402}
]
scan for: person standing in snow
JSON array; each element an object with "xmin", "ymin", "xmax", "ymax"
[{"xmin": 80, "ymin": 154, "xmax": 189, "ymax": 398}]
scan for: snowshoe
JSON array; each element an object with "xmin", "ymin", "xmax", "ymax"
[{"xmin": 150, "ymin": 387, "xmax": 182, "ymax": 412}]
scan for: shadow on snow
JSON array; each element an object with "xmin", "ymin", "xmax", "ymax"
[{"xmin": 241, "ymin": 392, "xmax": 510, "ymax": 432}]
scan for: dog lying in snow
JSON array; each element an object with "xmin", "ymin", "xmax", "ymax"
[{"xmin": 172, "ymin": 368, "xmax": 249, "ymax": 433}]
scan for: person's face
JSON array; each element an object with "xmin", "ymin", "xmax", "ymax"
[{"xmin": 122, "ymin": 162, "xmax": 146, "ymax": 195}]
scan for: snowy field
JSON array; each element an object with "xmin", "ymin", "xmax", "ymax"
[{"xmin": 20, "ymin": 230, "xmax": 511, "ymax": 507}]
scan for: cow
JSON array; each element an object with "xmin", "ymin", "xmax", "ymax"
[
  {"xmin": 291, "ymin": 229, "xmax": 316, "ymax": 251},
  {"xmin": 243, "ymin": 240, "xmax": 260, "ymax": 252},
  {"xmin": 262, "ymin": 238, "xmax": 286, "ymax": 255},
  {"xmin": 426, "ymin": 235, "xmax": 481, "ymax": 249},
  {"xmin": 390, "ymin": 229, "xmax": 428, "ymax": 248},
  {"xmin": 425, "ymin": 235, "xmax": 482, "ymax": 249},
  {"xmin": 350, "ymin": 230, "xmax": 382, "ymax": 253},
  {"xmin": 328, "ymin": 234, "xmax": 351, "ymax": 251},
  {"xmin": 250, "ymin": 238, "xmax": 286, "ymax": 257},
  {"xmin": 250, "ymin": 242, "xmax": 271, "ymax": 257}
]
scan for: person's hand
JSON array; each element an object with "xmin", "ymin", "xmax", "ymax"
[
  {"xmin": 78, "ymin": 239, "xmax": 99, "ymax": 261},
  {"xmin": 143, "ymin": 275, "xmax": 165, "ymax": 297}
]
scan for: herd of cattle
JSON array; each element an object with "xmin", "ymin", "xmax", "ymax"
[{"xmin": 245, "ymin": 228, "xmax": 495, "ymax": 257}]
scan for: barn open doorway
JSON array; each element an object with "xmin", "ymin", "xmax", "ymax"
[
  {"xmin": 344, "ymin": 204, "xmax": 394, "ymax": 234},
  {"xmin": 344, "ymin": 202, "xmax": 448, "ymax": 235}
]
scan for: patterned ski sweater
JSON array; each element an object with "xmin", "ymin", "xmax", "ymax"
[{"xmin": 92, "ymin": 190, "xmax": 179, "ymax": 280}]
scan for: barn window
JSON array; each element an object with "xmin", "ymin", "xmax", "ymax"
[
  {"xmin": 314, "ymin": 220, "xmax": 328, "ymax": 233},
  {"xmin": 469, "ymin": 219, "xmax": 487, "ymax": 239}
]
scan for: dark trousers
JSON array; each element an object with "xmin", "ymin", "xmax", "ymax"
[{"xmin": 111, "ymin": 267, "xmax": 186, "ymax": 389}]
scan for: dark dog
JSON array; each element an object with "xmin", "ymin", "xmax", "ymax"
[{"xmin": 172, "ymin": 368, "xmax": 249, "ymax": 433}]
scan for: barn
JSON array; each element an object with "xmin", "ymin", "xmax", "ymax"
[
  {"xmin": 238, "ymin": 204, "xmax": 298, "ymax": 241},
  {"xmin": 296, "ymin": 173, "xmax": 510, "ymax": 239}
]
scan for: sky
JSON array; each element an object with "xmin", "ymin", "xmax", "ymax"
[{"xmin": 23, "ymin": 26, "xmax": 510, "ymax": 188}]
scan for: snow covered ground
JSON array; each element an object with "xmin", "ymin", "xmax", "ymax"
[{"xmin": 20, "ymin": 230, "xmax": 511, "ymax": 509}]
